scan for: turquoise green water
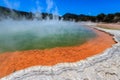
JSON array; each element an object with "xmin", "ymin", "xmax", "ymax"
[{"xmin": 0, "ymin": 21, "xmax": 96, "ymax": 53}]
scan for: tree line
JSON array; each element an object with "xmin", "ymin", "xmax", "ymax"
[
  {"xmin": 63, "ymin": 13, "xmax": 120, "ymax": 23},
  {"xmin": 0, "ymin": 6, "xmax": 120, "ymax": 23}
]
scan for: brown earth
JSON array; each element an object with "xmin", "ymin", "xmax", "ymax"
[
  {"xmin": 97, "ymin": 23, "xmax": 120, "ymax": 29},
  {"xmin": 0, "ymin": 28, "xmax": 115, "ymax": 78}
]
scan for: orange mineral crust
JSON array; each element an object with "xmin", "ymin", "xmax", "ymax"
[{"xmin": 0, "ymin": 28, "xmax": 115, "ymax": 78}]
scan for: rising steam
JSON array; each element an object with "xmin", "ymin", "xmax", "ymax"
[
  {"xmin": 46, "ymin": 0, "xmax": 53, "ymax": 13},
  {"xmin": 0, "ymin": 0, "xmax": 96, "ymax": 53},
  {"xmin": 0, "ymin": 19, "xmax": 96, "ymax": 52}
]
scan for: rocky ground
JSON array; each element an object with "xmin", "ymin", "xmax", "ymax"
[{"xmin": 1, "ymin": 25, "xmax": 120, "ymax": 80}]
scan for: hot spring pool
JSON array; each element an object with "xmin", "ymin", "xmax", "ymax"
[{"xmin": 0, "ymin": 20, "xmax": 96, "ymax": 53}]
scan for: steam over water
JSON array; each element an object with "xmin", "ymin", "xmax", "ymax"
[{"xmin": 0, "ymin": 20, "xmax": 96, "ymax": 53}]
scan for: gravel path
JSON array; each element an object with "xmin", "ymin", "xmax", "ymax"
[{"xmin": 1, "ymin": 25, "xmax": 120, "ymax": 80}]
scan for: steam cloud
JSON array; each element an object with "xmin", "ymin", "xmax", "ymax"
[
  {"xmin": 46, "ymin": 0, "xmax": 53, "ymax": 13},
  {"xmin": 0, "ymin": 19, "xmax": 95, "ymax": 52},
  {"xmin": 0, "ymin": 0, "xmax": 96, "ymax": 53},
  {"xmin": 36, "ymin": 0, "xmax": 42, "ymax": 12},
  {"xmin": 46, "ymin": 0, "xmax": 59, "ymax": 15},
  {"xmin": 2, "ymin": 0, "xmax": 58, "ymax": 15}
]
